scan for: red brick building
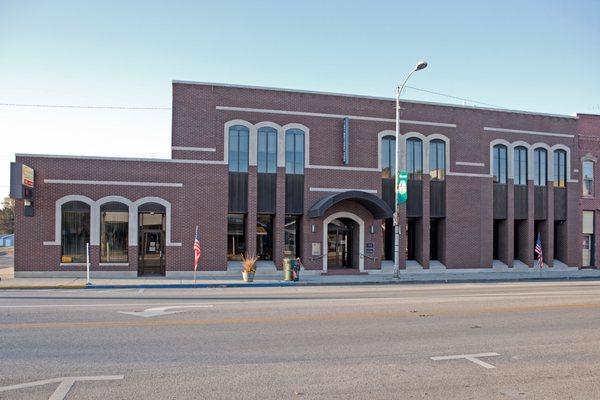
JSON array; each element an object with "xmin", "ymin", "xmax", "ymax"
[{"xmin": 10, "ymin": 81, "xmax": 600, "ymax": 277}]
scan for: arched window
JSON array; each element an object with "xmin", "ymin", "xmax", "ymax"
[
  {"xmin": 553, "ymin": 149, "xmax": 567, "ymax": 188},
  {"xmin": 583, "ymin": 160, "xmax": 594, "ymax": 196},
  {"xmin": 285, "ymin": 128, "xmax": 304, "ymax": 175},
  {"xmin": 406, "ymin": 138, "xmax": 423, "ymax": 180},
  {"xmin": 429, "ymin": 139, "xmax": 446, "ymax": 180},
  {"xmin": 513, "ymin": 146, "xmax": 528, "ymax": 185},
  {"xmin": 492, "ymin": 144, "xmax": 507, "ymax": 184},
  {"xmin": 61, "ymin": 201, "xmax": 90, "ymax": 263},
  {"xmin": 257, "ymin": 127, "xmax": 277, "ymax": 173},
  {"xmin": 381, "ymin": 135, "xmax": 396, "ymax": 179},
  {"xmin": 534, "ymin": 148, "xmax": 547, "ymax": 186},
  {"xmin": 228, "ymin": 125, "xmax": 249, "ymax": 172},
  {"xmin": 100, "ymin": 202, "xmax": 128, "ymax": 263}
]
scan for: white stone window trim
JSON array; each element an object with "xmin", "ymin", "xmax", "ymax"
[{"xmin": 45, "ymin": 195, "xmax": 181, "ymax": 247}]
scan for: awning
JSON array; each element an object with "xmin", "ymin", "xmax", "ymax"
[{"xmin": 308, "ymin": 190, "xmax": 393, "ymax": 219}]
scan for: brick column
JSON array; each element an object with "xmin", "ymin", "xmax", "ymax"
[
  {"xmin": 274, "ymin": 167, "xmax": 286, "ymax": 269},
  {"xmin": 418, "ymin": 176, "xmax": 430, "ymax": 269},
  {"xmin": 129, "ymin": 245, "xmax": 139, "ymax": 276},
  {"xmin": 525, "ymin": 181, "xmax": 535, "ymax": 267},
  {"xmin": 545, "ymin": 184, "xmax": 555, "ymax": 267},
  {"xmin": 504, "ymin": 179, "xmax": 515, "ymax": 267},
  {"xmin": 246, "ymin": 166, "xmax": 257, "ymax": 257}
]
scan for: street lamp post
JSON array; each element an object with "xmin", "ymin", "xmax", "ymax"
[{"xmin": 393, "ymin": 61, "xmax": 428, "ymax": 279}]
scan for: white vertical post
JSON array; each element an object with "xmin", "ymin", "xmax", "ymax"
[{"xmin": 86, "ymin": 242, "xmax": 91, "ymax": 286}]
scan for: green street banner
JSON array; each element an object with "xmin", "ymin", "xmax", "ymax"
[{"xmin": 396, "ymin": 171, "xmax": 408, "ymax": 205}]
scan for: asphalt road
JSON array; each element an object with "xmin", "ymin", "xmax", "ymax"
[{"xmin": 1, "ymin": 282, "xmax": 599, "ymax": 399}]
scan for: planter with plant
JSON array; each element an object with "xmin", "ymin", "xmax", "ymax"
[{"xmin": 241, "ymin": 254, "xmax": 258, "ymax": 282}]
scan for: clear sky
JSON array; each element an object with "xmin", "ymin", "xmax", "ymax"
[{"xmin": 1, "ymin": 0, "xmax": 599, "ymax": 198}]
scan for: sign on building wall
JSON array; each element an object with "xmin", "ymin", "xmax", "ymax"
[
  {"xmin": 22, "ymin": 164, "xmax": 34, "ymax": 188},
  {"xmin": 312, "ymin": 242, "xmax": 321, "ymax": 256},
  {"xmin": 342, "ymin": 117, "xmax": 350, "ymax": 165},
  {"xmin": 396, "ymin": 171, "xmax": 408, "ymax": 205}
]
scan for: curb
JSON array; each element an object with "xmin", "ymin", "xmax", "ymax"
[{"xmin": 1, "ymin": 276, "xmax": 600, "ymax": 290}]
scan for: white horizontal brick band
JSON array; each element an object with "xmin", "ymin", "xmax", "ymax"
[
  {"xmin": 484, "ymin": 126, "xmax": 574, "ymax": 138},
  {"xmin": 44, "ymin": 179, "xmax": 183, "ymax": 188},
  {"xmin": 172, "ymin": 146, "xmax": 216, "ymax": 152},
  {"xmin": 309, "ymin": 187, "xmax": 378, "ymax": 194},
  {"xmin": 455, "ymin": 161, "xmax": 485, "ymax": 167}
]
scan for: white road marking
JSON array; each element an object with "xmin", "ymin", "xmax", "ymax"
[
  {"xmin": 0, "ymin": 375, "xmax": 124, "ymax": 400},
  {"xmin": 119, "ymin": 304, "xmax": 214, "ymax": 318},
  {"xmin": 431, "ymin": 352, "xmax": 500, "ymax": 369},
  {"xmin": 137, "ymin": 288, "xmax": 145, "ymax": 294}
]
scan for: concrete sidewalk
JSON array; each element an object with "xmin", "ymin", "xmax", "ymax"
[{"xmin": 2, "ymin": 266, "xmax": 600, "ymax": 289}]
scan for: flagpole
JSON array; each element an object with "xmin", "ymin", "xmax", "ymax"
[{"xmin": 194, "ymin": 225, "xmax": 199, "ymax": 284}]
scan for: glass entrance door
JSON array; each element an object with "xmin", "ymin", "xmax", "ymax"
[
  {"xmin": 138, "ymin": 211, "xmax": 166, "ymax": 276},
  {"xmin": 327, "ymin": 218, "xmax": 354, "ymax": 268}
]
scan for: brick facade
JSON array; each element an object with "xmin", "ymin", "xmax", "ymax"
[{"xmin": 11, "ymin": 81, "xmax": 600, "ymax": 277}]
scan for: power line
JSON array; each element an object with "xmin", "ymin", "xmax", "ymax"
[
  {"xmin": 404, "ymin": 85, "xmax": 505, "ymax": 109},
  {"xmin": 0, "ymin": 103, "xmax": 170, "ymax": 110}
]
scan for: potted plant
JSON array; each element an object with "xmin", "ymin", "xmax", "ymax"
[{"xmin": 241, "ymin": 254, "xmax": 258, "ymax": 282}]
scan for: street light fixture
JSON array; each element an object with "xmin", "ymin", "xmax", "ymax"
[{"xmin": 393, "ymin": 61, "xmax": 428, "ymax": 279}]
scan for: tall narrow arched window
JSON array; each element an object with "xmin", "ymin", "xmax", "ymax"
[
  {"xmin": 381, "ymin": 136, "xmax": 396, "ymax": 179},
  {"xmin": 583, "ymin": 160, "xmax": 595, "ymax": 196},
  {"xmin": 257, "ymin": 127, "xmax": 277, "ymax": 173},
  {"xmin": 553, "ymin": 149, "xmax": 567, "ymax": 188},
  {"xmin": 61, "ymin": 201, "xmax": 90, "ymax": 263},
  {"xmin": 492, "ymin": 144, "xmax": 507, "ymax": 184},
  {"xmin": 513, "ymin": 146, "xmax": 528, "ymax": 185},
  {"xmin": 406, "ymin": 138, "xmax": 423, "ymax": 180},
  {"xmin": 228, "ymin": 125, "xmax": 249, "ymax": 172},
  {"xmin": 534, "ymin": 148, "xmax": 547, "ymax": 186},
  {"xmin": 100, "ymin": 202, "xmax": 129, "ymax": 263},
  {"xmin": 285, "ymin": 128, "xmax": 305, "ymax": 175},
  {"xmin": 429, "ymin": 139, "xmax": 446, "ymax": 180}
]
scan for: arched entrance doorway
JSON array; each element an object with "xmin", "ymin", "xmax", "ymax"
[
  {"xmin": 327, "ymin": 218, "xmax": 356, "ymax": 269},
  {"xmin": 138, "ymin": 202, "xmax": 166, "ymax": 276}
]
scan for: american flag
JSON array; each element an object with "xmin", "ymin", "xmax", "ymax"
[
  {"xmin": 194, "ymin": 225, "xmax": 201, "ymax": 271},
  {"xmin": 535, "ymin": 232, "xmax": 543, "ymax": 268}
]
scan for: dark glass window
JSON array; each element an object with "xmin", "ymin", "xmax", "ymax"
[
  {"xmin": 284, "ymin": 215, "xmax": 300, "ymax": 258},
  {"xmin": 285, "ymin": 128, "xmax": 304, "ymax": 174},
  {"xmin": 227, "ymin": 214, "xmax": 246, "ymax": 261},
  {"xmin": 61, "ymin": 201, "xmax": 90, "ymax": 263},
  {"xmin": 514, "ymin": 146, "xmax": 528, "ymax": 185},
  {"xmin": 258, "ymin": 127, "xmax": 277, "ymax": 173},
  {"xmin": 429, "ymin": 139, "xmax": 446, "ymax": 180},
  {"xmin": 534, "ymin": 148, "xmax": 547, "ymax": 186},
  {"xmin": 228, "ymin": 125, "xmax": 249, "ymax": 172},
  {"xmin": 256, "ymin": 214, "xmax": 274, "ymax": 260},
  {"xmin": 381, "ymin": 136, "xmax": 396, "ymax": 179},
  {"xmin": 100, "ymin": 202, "xmax": 128, "ymax": 263},
  {"xmin": 406, "ymin": 138, "xmax": 423, "ymax": 180},
  {"xmin": 553, "ymin": 149, "xmax": 567, "ymax": 188},
  {"xmin": 493, "ymin": 144, "xmax": 508, "ymax": 184},
  {"xmin": 583, "ymin": 160, "xmax": 594, "ymax": 196}
]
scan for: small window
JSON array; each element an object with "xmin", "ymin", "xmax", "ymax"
[
  {"xmin": 429, "ymin": 139, "xmax": 446, "ymax": 180},
  {"xmin": 100, "ymin": 202, "xmax": 128, "ymax": 263},
  {"xmin": 227, "ymin": 214, "xmax": 246, "ymax": 261},
  {"xmin": 513, "ymin": 146, "xmax": 528, "ymax": 185},
  {"xmin": 553, "ymin": 149, "xmax": 567, "ymax": 188},
  {"xmin": 61, "ymin": 201, "xmax": 90, "ymax": 263},
  {"xmin": 583, "ymin": 160, "xmax": 595, "ymax": 196},
  {"xmin": 228, "ymin": 125, "xmax": 249, "ymax": 173},
  {"xmin": 285, "ymin": 129, "xmax": 305, "ymax": 175},
  {"xmin": 493, "ymin": 144, "xmax": 507, "ymax": 184},
  {"xmin": 258, "ymin": 127, "xmax": 277, "ymax": 173},
  {"xmin": 534, "ymin": 148, "xmax": 547, "ymax": 186},
  {"xmin": 406, "ymin": 138, "xmax": 423, "ymax": 180},
  {"xmin": 381, "ymin": 136, "xmax": 396, "ymax": 179}
]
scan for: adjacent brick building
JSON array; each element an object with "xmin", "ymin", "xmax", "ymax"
[{"xmin": 10, "ymin": 81, "xmax": 600, "ymax": 277}]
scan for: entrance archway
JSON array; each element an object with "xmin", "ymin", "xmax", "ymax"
[{"xmin": 322, "ymin": 211, "xmax": 364, "ymax": 273}]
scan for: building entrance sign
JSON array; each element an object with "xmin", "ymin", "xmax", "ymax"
[{"xmin": 396, "ymin": 171, "xmax": 408, "ymax": 205}]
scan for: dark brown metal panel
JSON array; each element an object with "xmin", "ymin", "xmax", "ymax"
[
  {"xmin": 534, "ymin": 186, "xmax": 547, "ymax": 220},
  {"xmin": 554, "ymin": 187, "xmax": 567, "ymax": 221},
  {"xmin": 257, "ymin": 173, "xmax": 276, "ymax": 213},
  {"xmin": 381, "ymin": 178, "xmax": 394, "ymax": 208},
  {"xmin": 228, "ymin": 172, "xmax": 248, "ymax": 213},
  {"xmin": 514, "ymin": 185, "xmax": 528, "ymax": 220},
  {"xmin": 493, "ymin": 184, "xmax": 507, "ymax": 220},
  {"xmin": 430, "ymin": 180, "xmax": 445, "ymax": 218},
  {"xmin": 285, "ymin": 174, "xmax": 304, "ymax": 214},
  {"xmin": 407, "ymin": 180, "xmax": 422, "ymax": 218}
]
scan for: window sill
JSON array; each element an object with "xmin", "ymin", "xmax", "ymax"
[
  {"xmin": 99, "ymin": 263, "xmax": 129, "ymax": 266},
  {"xmin": 60, "ymin": 263, "xmax": 87, "ymax": 267}
]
